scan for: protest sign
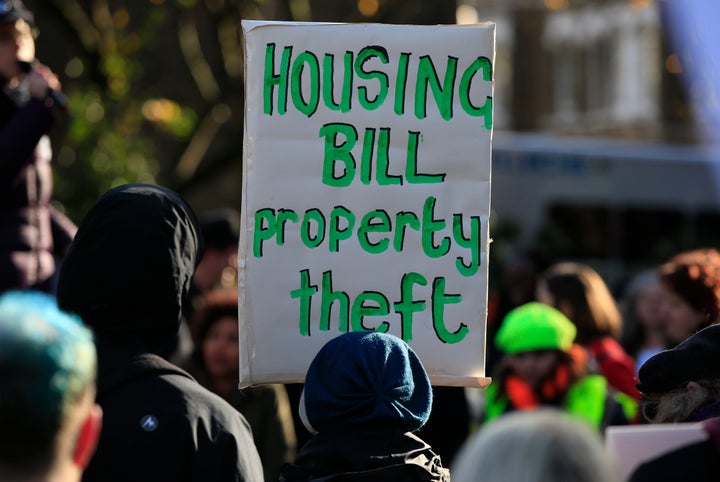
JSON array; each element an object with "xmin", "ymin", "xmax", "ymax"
[
  {"xmin": 606, "ymin": 423, "xmax": 708, "ymax": 480},
  {"xmin": 239, "ymin": 20, "xmax": 494, "ymax": 388}
]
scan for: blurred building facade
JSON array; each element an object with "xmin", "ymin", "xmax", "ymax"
[
  {"xmin": 453, "ymin": 1, "xmax": 720, "ymax": 284},
  {"xmin": 459, "ymin": 0, "xmax": 696, "ymax": 143}
]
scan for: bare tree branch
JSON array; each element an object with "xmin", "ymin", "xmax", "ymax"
[
  {"xmin": 175, "ymin": 103, "xmax": 232, "ymax": 181},
  {"xmin": 50, "ymin": 0, "xmax": 102, "ymax": 53},
  {"xmin": 178, "ymin": 11, "xmax": 221, "ymax": 101}
]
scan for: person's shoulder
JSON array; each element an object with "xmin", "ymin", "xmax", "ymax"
[
  {"xmin": 198, "ymin": 386, "xmax": 261, "ymax": 434},
  {"xmin": 289, "ymin": 429, "xmax": 448, "ymax": 482},
  {"xmin": 101, "ymin": 355, "xmax": 246, "ymax": 426},
  {"xmin": 159, "ymin": 369, "xmax": 251, "ymax": 425},
  {"xmin": 590, "ymin": 336, "xmax": 635, "ymax": 362},
  {"xmin": 630, "ymin": 439, "xmax": 720, "ymax": 482}
]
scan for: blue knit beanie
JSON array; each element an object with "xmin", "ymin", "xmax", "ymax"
[{"xmin": 301, "ymin": 331, "xmax": 432, "ymax": 434}]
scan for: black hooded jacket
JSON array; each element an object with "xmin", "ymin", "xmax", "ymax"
[
  {"xmin": 280, "ymin": 426, "xmax": 449, "ymax": 482},
  {"xmin": 57, "ymin": 184, "xmax": 263, "ymax": 482}
]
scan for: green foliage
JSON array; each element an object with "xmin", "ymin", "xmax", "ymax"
[
  {"xmin": 48, "ymin": 2, "xmax": 199, "ymax": 220},
  {"xmin": 54, "ymin": 86, "xmax": 159, "ymax": 219},
  {"xmin": 36, "ymin": 0, "xmax": 457, "ymax": 221}
]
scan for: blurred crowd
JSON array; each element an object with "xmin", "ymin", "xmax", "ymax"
[{"xmin": 6, "ymin": 178, "xmax": 720, "ymax": 482}]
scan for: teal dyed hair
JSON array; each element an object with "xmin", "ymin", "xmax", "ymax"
[{"xmin": 0, "ymin": 291, "xmax": 96, "ymax": 470}]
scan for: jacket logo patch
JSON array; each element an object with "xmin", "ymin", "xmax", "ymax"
[{"xmin": 140, "ymin": 415, "xmax": 159, "ymax": 432}]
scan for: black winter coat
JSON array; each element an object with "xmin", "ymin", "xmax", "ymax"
[
  {"xmin": 629, "ymin": 416, "xmax": 720, "ymax": 482},
  {"xmin": 83, "ymin": 337, "xmax": 264, "ymax": 482},
  {"xmin": 280, "ymin": 425, "xmax": 449, "ymax": 482},
  {"xmin": 57, "ymin": 184, "xmax": 263, "ymax": 482},
  {"xmin": 0, "ymin": 86, "xmax": 75, "ymax": 293},
  {"xmin": 629, "ymin": 439, "xmax": 720, "ymax": 482}
]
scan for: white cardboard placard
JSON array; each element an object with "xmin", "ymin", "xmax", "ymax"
[
  {"xmin": 606, "ymin": 423, "xmax": 708, "ymax": 480},
  {"xmin": 239, "ymin": 20, "xmax": 495, "ymax": 388}
]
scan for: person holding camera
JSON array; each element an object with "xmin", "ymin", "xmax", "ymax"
[{"xmin": 0, "ymin": 0, "xmax": 76, "ymax": 294}]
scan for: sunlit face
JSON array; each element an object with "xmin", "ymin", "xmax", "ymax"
[
  {"xmin": 507, "ymin": 349, "xmax": 560, "ymax": 389},
  {"xmin": 202, "ymin": 316, "xmax": 239, "ymax": 380},
  {"xmin": 658, "ymin": 285, "xmax": 707, "ymax": 344}
]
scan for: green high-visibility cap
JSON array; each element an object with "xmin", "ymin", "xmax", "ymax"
[{"xmin": 496, "ymin": 302, "xmax": 576, "ymax": 354}]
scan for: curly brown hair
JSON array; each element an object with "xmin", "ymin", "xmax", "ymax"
[{"xmin": 660, "ymin": 248, "xmax": 720, "ymax": 326}]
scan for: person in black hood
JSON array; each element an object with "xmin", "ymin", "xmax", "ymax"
[{"xmin": 57, "ymin": 184, "xmax": 263, "ymax": 482}]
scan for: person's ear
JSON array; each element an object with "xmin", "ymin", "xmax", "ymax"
[
  {"xmin": 72, "ymin": 404, "xmax": 103, "ymax": 469},
  {"xmin": 686, "ymin": 381, "xmax": 702, "ymax": 391}
]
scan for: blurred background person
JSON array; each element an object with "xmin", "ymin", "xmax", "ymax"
[
  {"xmin": 165, "ymin": 208, "xmax": 241, "ymax": 364},
  {"xmin": 657, "ymin": 247, "xmax": 720, "ymax": 347},
  {"xmin": 486, "ymin": 249, "xmax": 549, "ymax": 374},
  {"xmin": 484, "ymin": 302, "xmax": 637, "ymax": 431},
  {"xmin": 453, "ymin": 409, "xmax": 620, "ymax": 482},
  {"xmin": 182, "ymin": 289, "xmax": 297, "ymax": 482},
  {"xmin": 630, "ymin": 324, "xmax": 720, "ymax": 481},
  {"xmin": 636, "ymin": 324, "xmax": 720, "ymax": 424},
  {"xmin": 185, "ymin": 208, "xmax": 240, "ymax": 324},
  {"xmin": 537, "ymin": 261, "xmax": 640, "ymax": 399},
  {"xmin": 0, "ymin": 290, "xmax": 101, "ymax": 482},
  {"xmin": 619, "ymin": 269, "xmax": 668, "ymax": 372},
  {"xmin": 0, "ymin": 0, "xmax": 76, "ymax": 294}
]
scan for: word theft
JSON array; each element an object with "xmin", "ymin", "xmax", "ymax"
[{"xmin": 291, "ymin": 268, "xmax": 470, "ymax": 344}]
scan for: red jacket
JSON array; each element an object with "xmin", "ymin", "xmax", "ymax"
[{"xmin": 588, "ymin": 336, "xmax": 641, "ymax": 400}]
